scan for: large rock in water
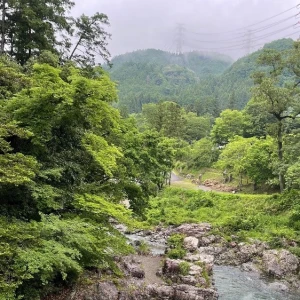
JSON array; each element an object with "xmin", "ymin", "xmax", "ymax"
[
  {"xmin": 184, "ymin": 236, "xmax": 199, "ymax": 251},
  {"xmin": 146, "ymin": 284, "xmax": 218, "ymax": 300},
  {"xmin": 262, "ymin": 249, "xmax": 299, "ymax": 278}
]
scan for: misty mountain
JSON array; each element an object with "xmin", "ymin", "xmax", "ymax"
[
  {"xmin": 109, "ymin": 39, "xmax": 294, "ymax": 114},
  {"xmin": 111, "ymin": 49, "xmax": 233, "ymax": 76},
  {"xmin": 108, "ymin": 49, "xmax": 232, "ymax": 113},
  {"xmin": 206, "ymin": 38, "xmax": 294, "ymax": 111}
]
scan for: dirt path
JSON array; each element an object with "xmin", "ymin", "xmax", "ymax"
[
  {"xmin": 170, "ymin": 172, "xmax": 237, "ymax": 193},
  {"xmin": 171, "ymin": 172, "xmax": 213, "ymax": 192},
  {"xmin": 198, "ymin": 184, "xmax": 213, "ymax": 191},
  {"xmin": 134, "ymin": 255, "xmax": 164, "ymax": 284},
  {"xmin": 171, "ymin": 172, "xmax": 181, "ymax": 182}
]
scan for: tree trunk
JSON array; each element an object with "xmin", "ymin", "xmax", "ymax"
[
  {"xmin": 1, "ymin": 0, "xmax": 6, "ymax": 54},
  {"xmin": 69, "ymin": 36, "xmax": 82, "ymax": 60},
  {"xmin": 253, "ymin": 181, "xmax": 258, "ymax": 191},
  {"xmin": 9, "ymin": 31, "xmax": 13, "ymax": 56},
  {"xmin": 277, "ymin": 120, "xmax": 284, "ymax": 192},
  {"xmin": 239, "ymin": 173, "xmax": 243, "ymax": 188}
]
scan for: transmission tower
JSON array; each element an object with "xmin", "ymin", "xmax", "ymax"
[
  {"xmin": 175, "ymin": 23, "xmax": 185, "ymax": 54},
  {"xmin": 245, "ymin": 29, "xmax": 253, "ymax": 55}
]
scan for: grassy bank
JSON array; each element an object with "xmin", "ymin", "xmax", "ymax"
[
  {"xmin": 146, "ymin": 187, "xmax": 300, "ymax": 255},
  {"xmin": 176, "ymin": 167, "xmax": 277, "ymax": 194}
]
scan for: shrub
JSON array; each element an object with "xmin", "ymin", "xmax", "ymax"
[
  {"xmin": 167, "ymin": 248, "xmax": 186, "ymax": 259},
  {"xmin": 0, "ymin": 214, "xmax": 133, "ymax": 300},
  {"xmin": 289, "ymin": 247, "xmax": 300, "ymax": 257},
  {"xmin": 166, "ymin": 233, "xmax": 186, "ymax": 259},
  {"xmin": 289, "ymin": 206, "xmax": 300, "ymax": 230},
  {"xmin": 167, "ymin": 233, "xmax": 185, "ymax": 249},
  {"xmin": 178, "ymin": 262, "xmax": 190, "ymax": 276},
  {"xmin": 269, "ymin": 190, "xmax": 300, "ymax": 213},
  {"xmin": 224, "ymin": 215, "xmax": 259, "ymax": 231},
  {"xmin": 186, "ymin": 197, "xmax": 214, "ymax": 210}
]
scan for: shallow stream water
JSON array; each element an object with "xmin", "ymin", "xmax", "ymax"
[
  {"xmin": 214, "ymin": 265, "xmax": 300, "ymax": 300},
  {"xmin": 125, "ymin": 232, "xmax": 166, "ymax": 255}
]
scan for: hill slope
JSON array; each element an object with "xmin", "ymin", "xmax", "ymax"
[
  {"xmin": 108, "ymin": 49, "xmax": 233, "ymax": 113},
  {"xmin": 109, "ymin": 39, "xmax": 294, "ymax": 114}
]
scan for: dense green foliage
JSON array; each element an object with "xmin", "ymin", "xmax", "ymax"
[
  {"xmin": 0, "ymin": 56, "xmax": 176, "ymax": 299},
  {"xmin": 165, "ymin": 41, "xmax": 300, "ymax": 193},
  {"xmin": 0, "ymin": 0, "xmax": 74, "ymax": 64},
  {"xmin": 146, "ymin": 187, "xmax": 300, "ymax": 251}
]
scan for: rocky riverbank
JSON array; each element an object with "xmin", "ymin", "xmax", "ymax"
[
  {"xmin": 54, "ymin": 223, "xmax": 300, "ymax": 300},
  {"xmin": 145, "ymin": 223, "xmax": 300, "ymax": 292}
]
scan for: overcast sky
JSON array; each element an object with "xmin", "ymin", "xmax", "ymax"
[{"xmin": 72, "ymin": 0, "xmax": 300, "ymax": 60}]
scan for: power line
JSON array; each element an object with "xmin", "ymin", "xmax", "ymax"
[
  {"xmin": 185, "ymin": 30, "xmax": 300, "ymax": 52},
  {"xmin": 169, "ymin": 3, "xmax": 300, "ymax": 55},
  {"xmin": 185, "ymin": 14, "xmax": 296, "ymax": 42},
  {"xmin": 187, "ymin": 24, "xmax": 294, "ymax": 48},
  {"xmin": 242, "ymin": 4, "xmax": 298, "ymax": 30},
  {"xmin": 246, "ymin": 24, "xmax": 296, "ymax": 44},
  {"xmin": 250, "ymin": 14, "xmax": 296, "ymax": 34},
  {"xmin": 184, "ymin": 4, "xmax": 298, "ymax": 36}
]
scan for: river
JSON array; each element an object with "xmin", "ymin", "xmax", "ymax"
[
  {"xmin": 125, "ymin": 232, "xmax": 300, "ymax": 300},
  {"xmin": 214, "ymin": 265, "xmax": 300, "ymax": 300}
]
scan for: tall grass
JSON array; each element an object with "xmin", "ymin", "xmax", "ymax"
[{"xmin": 146, "ymin": 187, "xmax": 300, "ymax": 250}]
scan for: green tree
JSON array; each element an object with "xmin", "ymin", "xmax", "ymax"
[
  {"xmin": 3, "ymin": 0, "xmax": 74, "ymax": 64},
  {"xmin": 0, "ymin": 118, "xmax": 38, "ymax": 186},
  {"xmin": 0, "ymin": 60, "xmax": 161, "ymax": 298},
  {"xmin": 142, "ymin": 101, "xmax": 186, "ymax": 138},
  {"xmin": 142, "ymin": 102, "xmax": 164, "ymax": 132},
  {"xmin": 211, "ymin": 109, "xmax": 246, "ymax": 145},
  {"xmin": 284, "ymin": 124, "xmax": 300, "ymax": 189},
  {"xmin": 243, "ymin": 98, "xmax": 274, "ymax": 138},
  {"xmin": 215, "ymin": 136, "xmax": 254, "ymax": 187},
  {"xmin": 252, "ymin": 45, "xmax": 300, "ymax": 191},
  {"xmin": 243, "ymin": 137, "xmax": 274, "ymax": 190},
  {"xmin": 112, "ymin": 119, "xmax": 175, "ymax": 215},
  {"xmin": 185, "ymin": 138, "xmax": 216, "ymax": 170},
  {"xmin": 184, "ymin": 112, "xmax": 212, "ymax": 142},
  {"xmin": 216, "ymin": 136, "xmax": 275, "ymax": 189},
  {"xmin": 0, "ymin": 55, "xmax": 30, "ymax": 99},
  {"xmin": 67, "ymin": 13, "xmax": 111, "ymax": 66},
  {"xmin": 286, "ymin": 161, "xmax": 300, "ymax": 189}
]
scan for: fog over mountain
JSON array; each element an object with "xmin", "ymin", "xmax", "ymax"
[{"xmin": 73, "ymin": 0, "xmax": 299, "ymax": 59}]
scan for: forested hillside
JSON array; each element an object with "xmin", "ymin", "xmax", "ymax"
[
  {"xmin": 108, "ymin": 49, "xmax": 232, "ymax": 113},
  {"xmin": 182, "ymin": 38, "xmax": 295, "ymax": 113},
  {"xmin": 110, "ymin": 39, "xmax": 294, "ymax": 114}
]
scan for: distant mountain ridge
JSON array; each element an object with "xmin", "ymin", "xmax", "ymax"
[
  {"xmin": 111, "ymin": 49, "xmax": 233, "ymax": 77},
  {"xmin": 108, "ymin": 39, "xmax": 294, "ymax": 114}
]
